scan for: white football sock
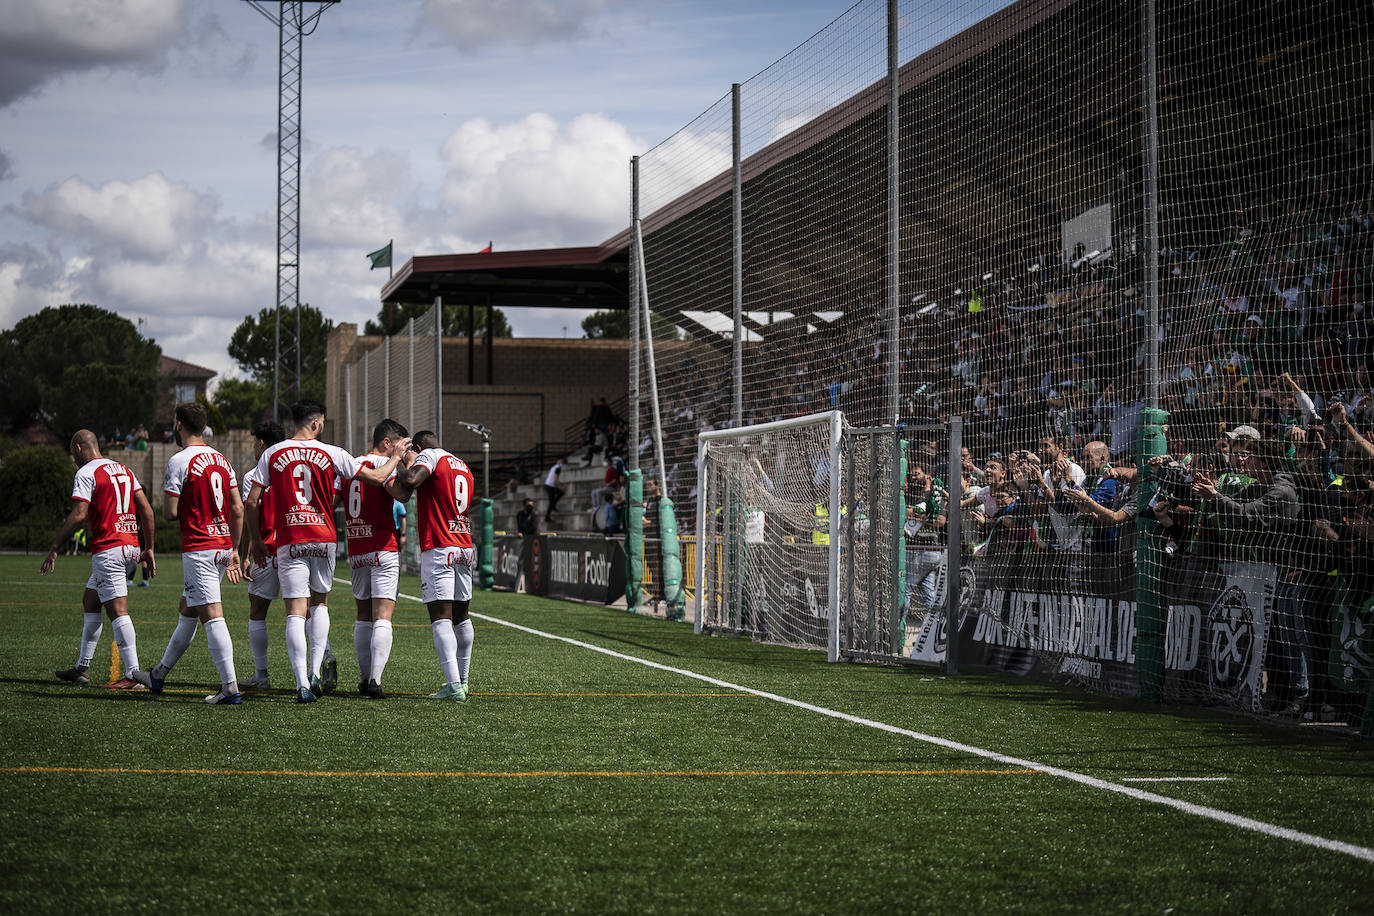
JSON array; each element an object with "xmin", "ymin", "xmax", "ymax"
[
  {"xmin": 307, "ymin": 605, "xmax": 330, "ymax": 677},
  {"xmin": 430, "ymin": 619, "xmax": 460, "ymax": 687},
  {"xmin": 454, "ymin": 618, "xmax": 474, "ymax": 686},
  {"xmin": 369, "ymin": 620, "xmax": 393, "ymax": 686},
  {"xmin": 353, "ymin": 620, "xmax": 373, "ymax": 682},
  {"xmin": 156, "ymin": 615, "xmax": 198, "ymax": 678},
  {"xmin": 285, "ymin": 615, "xmax": 309, "ymax": 689},
  {"xmin": 109, "ymin": 614, "xmax": 139, "ymax": 677},
  {"xmin": 248, "ymin": 619, "xmax": 269, "ymax": 678},
  {"xmin": 203, "ymin": 617, "xmax": 238, "ymax": 694},
  {"xmin": 77, "ymin": 612, "xmax": 103, "ymax": 669}
]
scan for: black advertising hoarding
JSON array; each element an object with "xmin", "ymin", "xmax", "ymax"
[
  {"xmin": 492, "ymin": 535, "xmax": 525, "ymax": 591},
  {"xmin": 524, "ymin": 535, "xmax": 627, "ymax": 605}
]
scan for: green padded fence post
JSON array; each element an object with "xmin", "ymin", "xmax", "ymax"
[
  {"xmin": 477, "ymin": 497, "xmax": 494, "ymax": 590},
  {"xmin": 625, "ymin": 469, "xmax": 643, "ymax": 612},
  {"xmin": 659, "ymin": 496, "xmax": 685, "ymax": 621},
  {"xmin": 893, "ymin": 436, "xmax": 908, "ymax": 655},
  {"xmin": 1136, "ymin": 407, "xmax": 1169, "ymax": 702}
]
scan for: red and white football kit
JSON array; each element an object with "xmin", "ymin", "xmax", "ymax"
[
  {"xmin": 414, "ymin": 448, "xmax": 475, "ymax": 603},
  {"xmin": 241, "ymin": 465, "xmax": 279, "ymax": 600},
  {"xmin": 73, "ymin": 458, "xmax": 144, "ymax": 602},
  {"xmin": 345, "ymin": 453, "xmax": 401, "ymax": 601},
  {"xmin": 165, "ymin": 445, "xmax": 238, "ymax": 607},
  {"xmin": 253, "ymin": 438, "xmax": 361, "ymax": 599}
]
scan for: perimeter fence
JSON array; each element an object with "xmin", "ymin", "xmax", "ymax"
[{"xmin": 632, "ymin": 0, "xmax": 1374, "ymax": 729}]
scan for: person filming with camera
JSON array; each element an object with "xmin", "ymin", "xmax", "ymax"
[{"xmin": 1191, "ymin": 430, "xmax": 1309, "ymax": 716}]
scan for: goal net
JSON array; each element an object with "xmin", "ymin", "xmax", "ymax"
[
  {"xmin": 696, "ymin": 412, "xmax": 913, "ymax": 663},
  {"xmin": 697, "ymin": 412, "xmax": 845, "ymax": 660}
]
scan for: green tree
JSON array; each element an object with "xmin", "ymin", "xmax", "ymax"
[
  {"xmin": 212, "ymin": 377, "xmax": 272, "ymax": 430},
  {"xmin": 0, "ymin": 304, "xmax": 161, "ymax": 439},
  {"xmin": 0, "ymin": 445, "xmax": 74, "ymax": 528},
  {"xmin": 582, "ymin": 309, "xmax": 681, "ymax": 340},
  {"xmin": 228, "ymin": 304, "xmax": 333, "ymax": 406},
  {"xmin": 365, "ymin": 301, "xmax": 512, "ymax": 338}
]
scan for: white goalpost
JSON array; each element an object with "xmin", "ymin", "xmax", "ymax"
[{"xmin": 696, "ymin": 411, "xmax": 845, "ymax": 662}]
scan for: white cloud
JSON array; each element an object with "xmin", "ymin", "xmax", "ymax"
[
  {"xmin": 0, "ymin": 0, "xmax": 191, "ymax": 106},
  {"xmin": 438, "ymin": 112, "xmax": 639, "ymax": 248},
  {"xmin": 21, "ymin": 173, "xmax": 219, "ymax": 261},
  {"xmin": 301, "ymin": 147, "xmax": 413, "ymax": 249},
  {"xmin": 417, "ymin": 0, "xmax": 623, "ymax": 52}
]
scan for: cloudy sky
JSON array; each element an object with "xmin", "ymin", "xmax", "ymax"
[{"xmin": 0, "ymin": 0, "xmax": 866, "ymax": 382}]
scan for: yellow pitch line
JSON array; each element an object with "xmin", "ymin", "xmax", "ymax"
[{"xmin": 1, "ymin": 766, "xmax": 1043, "ymax": 779}]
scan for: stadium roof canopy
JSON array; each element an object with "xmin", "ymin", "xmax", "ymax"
[
  {"xmin": 379, "ymin": 0, "xmax": 1371, "ymax": 348},
  {"xmin": 379, "ymin": 244, "xmax": 629, "ymax": 309}
]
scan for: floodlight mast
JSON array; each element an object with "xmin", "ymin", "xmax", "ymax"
[
  {"xmin": 244, "ymin": 1, "xmax": 339, "ymax": 421},
  {"xmin": 455, "ymin": 422, "xmax": 491, "ymax": 499}
]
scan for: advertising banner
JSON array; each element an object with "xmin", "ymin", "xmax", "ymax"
[
  {"xmin": 492, "ymin": 535, "xmax": 525, "ymax": 591},
  {"xmin": 527, "ymin": 535, "xmax": 627, "ymax": 605},
  {"xmin": 911, "ymin": 555, "xmax": 1272, "ymax": 709}
]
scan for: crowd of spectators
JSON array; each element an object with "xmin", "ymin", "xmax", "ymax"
[{"xmin": 647, "ymin": 166, "xmax": 1374, "ymax": 721}]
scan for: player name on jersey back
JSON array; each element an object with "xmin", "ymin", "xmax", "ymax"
[
  {"xmin": 73, "ymin": 458, "xmax": 143, "ymax": 551},
  {"xmin": 415, "ymin": 449, "xmax": 475, "ymax": 551},
  {"xmin": 165, "ymin": 445, "xmax": 237, "ymax": 551},
  {"xmin": 256, "ymin": 439, "xmax": 360, "ymax": 545},
  {"xmin": 345, "ymin": 453, "xmax": 398, "ymax": 555}
]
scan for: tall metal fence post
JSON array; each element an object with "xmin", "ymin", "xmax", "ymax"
[
  {"xmin": 886, "ymin": 0, "xmax": 901, "ymax": 426},
  {"xmin": 434, "ymin": 296, "xmax": 443, "ymax": 441},
  {"xmin": 627, "ymin": 156, "xmax": 644, "ymax": 613},
  {"xmin": 362, "ymin": 349, "xmax": 369, "ymax": 445},
  {"xmin": 407, "ymin": 316, "xmax": 415, "ymax": 433},
  {"xmin": 1136, "ymin": 0, "xmax": 1166, "ymax": 702},
  {"xmin": 383, "ymin": 333, "xmax": 390, "ymax": 419},
  {"xmin": 732, "ymin": 82, "xmax": 743, "ymax": 428},
  {"xmin": 945, "ymin": 416, "xmax": 962, "ymax": 675},
  {"xmin": 344, "ymin": 363, "xmax": 353, "ymax": 454}
]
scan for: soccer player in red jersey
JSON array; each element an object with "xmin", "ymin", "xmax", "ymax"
[
  {"xmin": 132, "ymin": 403, "xmax": 245, "ymax": 704},
  {"xmin": 238, "ymin": 420, "xmax": 286, "ymax": 690},
  {"xmin": 345, "ymin": 419, "xmax": 412, "ymax": 699},
  {"xmin": 242, "ymin": 400, "xmax": 408, "ymax": 703},
  {"xmin": 396, "ymin": 429, "xmax": 476, "ymax": 700},
  {"xmin": 41, "ymin": 429, "xmax": 155, "ymax": 688}
]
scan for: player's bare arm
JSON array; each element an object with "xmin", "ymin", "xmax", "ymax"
[
  {"xmin": 243, "ymin": 481, "xmax": 268, "ymax": 568},
  {"xmin": 224, "ymin": 485, "xmax": 245, "ymax": 585},
  {"xmin": 164, "ymin": 492, "xmax": 180, "ymax": 520},
  {"xmin": 41, "ymin": 501, "xmax": 89, "ymax": 575},
  {"xmin": 133, "ymin": 488, "xmax": 157, "ymax": 579},
  {"xmin": 355, "ymin": 436, "xmax": 413, "ymax": 487}
]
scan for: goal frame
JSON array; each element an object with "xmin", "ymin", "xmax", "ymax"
[{"xmin": 695, "ymin": 410, "xmax": 845, "ymax": 661}]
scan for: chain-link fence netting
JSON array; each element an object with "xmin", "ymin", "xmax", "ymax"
[
  {"xmin": 339, "ymin": 304, "xmax": 441, "ymax": 571},
  {"xmin": 638, "ymin": 0, "xmax": 1374, "ymax": 728}
]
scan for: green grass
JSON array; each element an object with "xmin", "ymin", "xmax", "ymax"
[{"xmin": 1, "ymin": 553, "xmax": 1372, "ymax": 913}]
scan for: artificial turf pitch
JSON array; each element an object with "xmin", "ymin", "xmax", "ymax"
[{"xmin": 1, "ymin": 553, "xmax": 1371, "ymax": 913}]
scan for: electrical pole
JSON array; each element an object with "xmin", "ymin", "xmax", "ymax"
[{"xmin": 245, "ymin": 1, "xmax": 338, "ymax": 420}]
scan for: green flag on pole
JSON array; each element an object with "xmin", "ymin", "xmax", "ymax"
[{"xmin": 366, "ymin": 241, "xmax": 392, "ymax": 271}]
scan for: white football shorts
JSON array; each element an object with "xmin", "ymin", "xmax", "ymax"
[
  {"xmin": 349, "ymin": 550, "xmax": 400, "ymax": 601},
  {"xmin": 275, "ymin": 542, "xmax": 335, "ymax": 600},
  {"xmin": 182, "ymin": 548, "xmax": 233, "ymax": 607},
  {"xmin": 420, "ymin": 546, "xmax": 475, "ymax": 604},
  {"xmin": 246, "ymin": 553, "xmax": 280, "ymax": 600},
  {"xmin": 86, "ymin": 544, "xmax": 140, "ymax": 603}
]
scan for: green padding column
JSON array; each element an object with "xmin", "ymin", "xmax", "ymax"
[
  {"xmin": 624, "ymin": 470, "xmax": 644, "ymax": 612},
  {"xmin": 478, "ymin": 497, "xmax": 494, "ymax": 590},
  {"xmin": 1136, "ymin": 407, "xmax": 1169, "ymax": 702},
  {"xmin": 894, "ymin": 437, "xmax": 908, "ymax": 655},
  {"xmin": 659, "ymin": 496, "xmax": 685, "ymax": 621}
]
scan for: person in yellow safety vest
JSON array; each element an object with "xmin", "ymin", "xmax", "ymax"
[{"xmin": 812, "ymin": 502, "xmax": 849, "ymax": 545}]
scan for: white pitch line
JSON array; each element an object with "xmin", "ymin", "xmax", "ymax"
[
  {"xmin": 1122, "ymin": 777, "xmax": 1231, "ymax": 783},
  {"xmin": 388, "ymin": 585, "xmax": 1374, "ymax": 864}
]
